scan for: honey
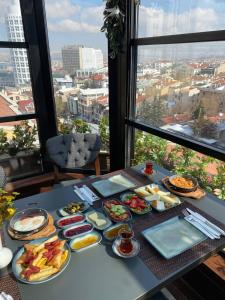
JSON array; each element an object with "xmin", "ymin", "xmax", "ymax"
[{"xmin": 71, "ymin": 235, "xmax": 98, "ymax": 250}]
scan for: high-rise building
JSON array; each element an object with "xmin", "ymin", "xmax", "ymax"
[
  {"xmin": 62, "ymin": 45, "xmax": 104, "ymax": 75},
  {"xmin": 5, "ymin": 3, "xmax": 30, "ymax": 86},
  {"xmin": 62, "ymin": 45, "xmax": 82, "ymax": 75}
]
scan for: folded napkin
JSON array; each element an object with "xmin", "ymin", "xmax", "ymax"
[{"xmin": 0, "ymin": 292, "xmax": 14, "ymax": 300}]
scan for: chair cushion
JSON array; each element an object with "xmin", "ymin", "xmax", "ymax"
[{"xmin": 46, "ymin": 133, "xmax": 101, "ymax": 169}]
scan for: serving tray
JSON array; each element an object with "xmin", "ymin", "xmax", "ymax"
[
  {"xmin": 162, "ymin": 177, "xmax": 206, "ymax": 199},
  {"xmin": 142, "ymin": 216, "xmax": 207, "ymax": 259},
  {"xmin": 91, "ymin": 174, "xmax": 136, "ymax": 197}
]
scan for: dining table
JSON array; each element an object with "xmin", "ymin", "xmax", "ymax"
[{"xmin": 1, "ymin": 164, "xmax": 225, "ymax": 300}]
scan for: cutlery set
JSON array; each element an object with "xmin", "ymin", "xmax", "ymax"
[
  {"xmin": 182, "ymin": 208, "xmax": 225, "ymax": 240},
  {"xmin": 74, "ymin": 185, "xmax": 100, "ymax": 205}
]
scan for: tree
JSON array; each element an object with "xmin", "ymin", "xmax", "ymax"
[
  {"xmin": 0, "ymin": 129, "xmax": 9, "ymax": 154},
  {"xmin": 191, "ymin": 102, "xmax": 218, "ymax": 138},
  {"xmin": 10, "ymin": 121, "xmax": 37, "ymax": 152},
  {"xmin": 55, "ymin": 96, "xmax": 67, "ymax": 116},
  {"xmin": 99, "ymin": 117, "xmax": 109, "ymax": 152},
  {"xmin": 136, "ymin": 96, "xmax": 165, "ymax": 127},
  {"xmin": 73, "ymin": 119, "xmax": 91, "ymax": 133}
]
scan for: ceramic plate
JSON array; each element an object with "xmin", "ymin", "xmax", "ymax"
[
  {"xmin": 120, "ymin": 192, "xmax": 152, "ymax": 215},
  {"xmin": 85, "ymin": 211, "xmax": 112, "ymax": 230},
  {"xmin": 12, "ymin": 237, "xmax": 71, "ymax": 284},
  {"xmin": 92, "ymin": 175, "xmax": 136, "ymax": 197},
  {"xmin": 58, "ymin": 202, "xmax": 90, "ymax": 217},
  {"xmin": 10, "ymin": 208, "xmax": 48, "ymax": 234},
  {"xmin": 103, "ymin": 223, "xmax": 132, "ymax": 241},
  {"xmin": 56, "ymin": 213, "xmax": 85, "ymax": 229},
  {"xmin": 69, "ymin": 231, "xmax": 102, "ymax": 252},
  {"xmin": 142, "ymin": 216, "xmax": 207, "ymax": 259}
]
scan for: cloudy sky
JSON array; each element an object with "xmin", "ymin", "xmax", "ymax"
[{"xmin": 1, "ymin": 0, "xmax": 225, "ymax": 58}]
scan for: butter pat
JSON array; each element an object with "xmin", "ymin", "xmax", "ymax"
[{"xmin": 88, "ymin": 212, "xmax": 107, "ymax": 227}]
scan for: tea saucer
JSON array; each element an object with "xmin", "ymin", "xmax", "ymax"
[{"xmin": 112, "ymin": 238, "xmax": 140, "ymax": 258}]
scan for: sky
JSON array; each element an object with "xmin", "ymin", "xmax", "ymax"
[{"xmin": 1, "ymin": 0, "xmax": 225, "ymax": 58}]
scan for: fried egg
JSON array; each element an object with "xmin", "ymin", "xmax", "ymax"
[{"xmin": 14, "ymin": 216, "xmax": 45, "ymax": 232}]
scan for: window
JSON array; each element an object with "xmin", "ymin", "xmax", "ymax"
[
  {"xmin": 125, "ymin": 0, "xmax": 225, "ymax": 164},
  {"xmin": 138, "ymin": 0, "xmax": 225, "ymax": 37},
  {"xmin": 0, "ymin": 0, "xmax": 22, "ymax": 41},
  {"xmin": 44, "ymin": 0, "xmax": 110, "ymax": 160},
  {"xmin": 0, "ymin": 1, "xmax": 57, "ymax": 179}
]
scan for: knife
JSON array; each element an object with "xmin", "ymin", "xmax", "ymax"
[
  {"xmin": 187, "ymin": 208, "xmax": 225, "ymax": 236},
  {"xmin": 184, "ymin": 216, "xmax": 215, "ymax": 239}
]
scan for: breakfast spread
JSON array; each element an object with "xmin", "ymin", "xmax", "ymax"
[{"xmin": 16, "ymin": 236, "xmax": 69, "ymax": 282}]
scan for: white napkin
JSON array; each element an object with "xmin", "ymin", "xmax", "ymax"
[{"xmin": 0, "ymin": 292, "xmax": 14, "ymax": 300}]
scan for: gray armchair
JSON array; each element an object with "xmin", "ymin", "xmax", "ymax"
[
  {"xmin": 46, "ymin": 133, "xmax": 101, "ymax": 182},
  {"xmin": 0, "ymin": 166, "xmax": 6, "ymax": 188}
]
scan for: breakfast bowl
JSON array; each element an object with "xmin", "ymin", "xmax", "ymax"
[
  {"xmin": 9, "ymin": 208, "xmax": 48, "ymax": 235},
  {"xmin": 168, "ymin": 174, "xmax": 198, "ymax": 192}
]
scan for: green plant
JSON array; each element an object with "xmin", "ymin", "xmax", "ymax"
[
  {"xmin": 73, "ymin": 119, "xmax": 91, "ymax": 134},
  {"xmin": 101, "ymin": 0, "xmax": 126, "ymax": 59},
  {"xmin": 57, "ymin": 118, "xmax": 73, "ymax": 134},
  {"xmin": 133, "ymin": 131, "xmax": 225, "ymax": 200},
  {"xmin": 0, "ymin": 129, "xmax": 8, "ymax": 154},
  {"xmin": 133, "ymin": 131, "xmax": 167, "ymax": 166},
  {"xmin": 10, "ymin": 121, "xmax": 37, "ymax": 152},
  {"xmin": 0, "ymin": 189, "xmax": 19, "ymax": 226},
  {"xmin": 99, "ymin": 117, "xmax": 109, "ymax": 152}
]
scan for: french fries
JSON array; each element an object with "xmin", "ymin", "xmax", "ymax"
[{"xmin": 16, "ymin": 235, "xmax": 68, "ymax": 282}]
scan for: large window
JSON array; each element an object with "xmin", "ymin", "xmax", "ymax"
[
  {"xmin": 0, "ymin": 1, "xmax": 57, "ymax": 180},
  {"xmin": 126, "ymin": 0, "xmax": 225, "ymax": 162},
  {"xmin": 44, "ymin": 0, "xmax": 110, "ymax": 164}
]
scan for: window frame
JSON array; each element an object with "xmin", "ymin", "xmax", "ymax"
[
  {"xmin": 0, "ymin": 0, "xmax": 57, "ymax": 178},
  {"xmin": 124, "ymin": 1, "xmax": 225, "ymax": 163}
]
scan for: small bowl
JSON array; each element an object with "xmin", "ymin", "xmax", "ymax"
[
  {"xmin": 168, "ymin": 175, "xmax": 198, "ymax": 192},
  {"xmin": 63, "ymin": 222, "xmax": 93, "ymax": 239},
  {"xmin": 69, "ymin": 231, "xmax": 102, "ymax": 252},
  {"xmin": 85, "ymin": 211, "xmax": 112, "ymax": 231},
  {"xmin": 9, "ymin": 208, "xmax": 48, "ymax": 235},
  {"xmin": 56, "ymin": 213, "xmax": 85, "ymax": 229},
  {"xmin": 103, "ymin": 223, "xmax": 132, "ymax": 241}
]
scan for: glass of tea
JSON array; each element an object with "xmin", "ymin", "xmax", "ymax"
[
  {"xmin": 118, "ymin": 228, "xmax": 134, "ymax": 254},
  {"xmin": 144, "ymin": 162, "xmax": 153, "ymax": 175}
]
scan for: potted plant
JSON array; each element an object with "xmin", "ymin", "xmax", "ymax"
[
  {"xmin": 0, "ymin": 189, "xmax": 19, "ymax": 269},
  {"xmin": 0, "ymin": 121, "xmax": 41, "ymax": 180}
]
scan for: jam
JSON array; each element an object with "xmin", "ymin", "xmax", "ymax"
[
  {"xmin": 58, "ymin": 215, "xmax": 84, "ymax": 227},
  {"xmin": 65, "ymin": 224, "xmax": 92, "ymax": 237}
]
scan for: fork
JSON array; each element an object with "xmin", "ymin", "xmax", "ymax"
[{"xmin": 181, "ymin": 209, "xmax": 218, "ymax": 239}]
